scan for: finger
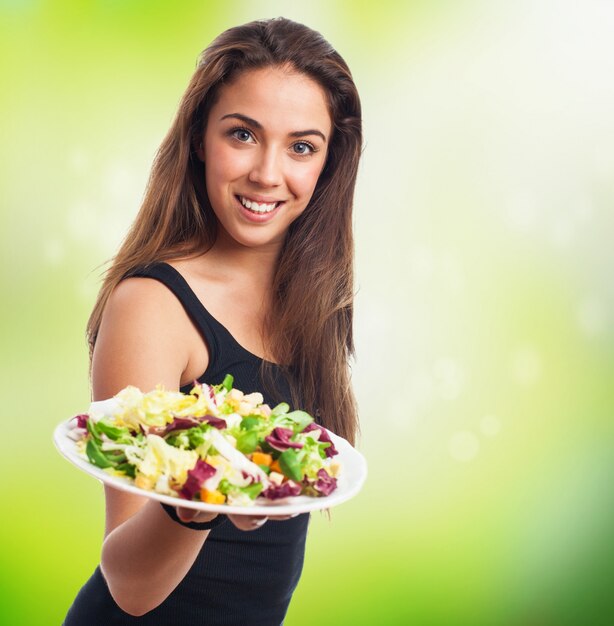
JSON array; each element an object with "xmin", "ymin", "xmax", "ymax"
[
  {"xmin": 192, "ymin": 511, "xmax": 219, "ymax": 523},
  {"xmin": 268, "ymin": 513, "xmax": 300, "ymax": 521},
  {"xmin": 247, "ymin": 516, "xmax": 268, "ymax": 529},
  {"xmin": 176, "ymin": 506, "xmax": 198, "ymax": 523},
  {"xmin": 228, "ymin": 514, "xmax": 269, "ymax": 531}
]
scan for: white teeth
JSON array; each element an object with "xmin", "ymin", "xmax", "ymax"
[{"xmin": 239, "ymin": 196, "xmax": 278, "ymax": 213}]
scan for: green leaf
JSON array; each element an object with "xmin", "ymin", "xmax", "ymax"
[
  {"xmin": 240, "ymin": 416, "xmax": 261, "ymax": 431},
  {"xmin": 109, "ymin": 451, "xmax": 127, "ymax": 464},
  {"xmin": 96, "ymin": 419, "xmax": 130, "ymax": 441},
  {"xmin": 278, "ymin": 449, "xmax": 303, "ymax": 482},
  {"xmin": 236, "ymin": 430, "xmax": 258, "ymax": 454},
  {"xmin": 165, "ymin": 430, "xmax": 190, "ymax": 449},
  {"xmin": 221, "ymin": 374, "xmax": 234, "ymax": 392},
  {"xmin": 319, "ymin": 442, "xmax": 331, "ymax": 458},
  {"xmin": 218, "ymin": 479, "xmax": 231, "ymax": 495},
  {"xmin": 187, "ymin": 427, "xmax": 207, "ymax": 448},
  {"xmin": 86, "ymin": 418, "xmax": 102, "ymax": 443},
  {"xmin": 240, "ymin": 482, "xmax": 264, "ymax": 500},
  {"xmin": 286, "ymin": 410, "xmax": 313, "ymax": 432},
  {"xmin": 271, "ymin": 402, "xmax": 290, "ymax": 417},
  {"xmin": 115, "ymin": 462, "xmax": 136, "ymax": 478},
  {"xmin": 258, "ymin": 464, "xmax": 271, "ymax": 475},
  {"xmin": 260, "ymin": 440, "xmax": 275, "ymax": 454},
  {"xmin": 86, "ymin": 438, "xmax": 113, "ymax": 469},
  {"xmin": 272, "ymin": 409, "xmax": 314, "ymax": 432}
]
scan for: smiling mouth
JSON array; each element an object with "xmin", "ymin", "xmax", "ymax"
[{"xmin": 237, "ymin": 195, "xmax": 283, "ymax": 214}]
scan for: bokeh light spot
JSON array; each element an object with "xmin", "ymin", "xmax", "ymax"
[
  {"xmin": 42, "ymin": 239, "xmax": 65, "ymax": 266},
  {"xmin": 104, "ymin": 160, "xmax": 135, "ymax": 202},
  {"xmin": 68, "ymin": 148, "xmax": 89, "ymax": 173},
  {"xmin": 480, "ymin": 415, "xmax": 501, "ymax": 438},
  {"xmin": 577, "ymin": 296, "xmax": 607, "ymax": 337},
  {"xmin": 66, "ymin": 202, "xmax": 98, "ymax": 241},
  {"xmin": 511, "ymin": 346, "xmax": 543, "ymax": 386},
  {"xmin": 434, "ymin": 357, "xmax": 465, "ymax": 400},
  {"xmin": 506, "ymin": 192, "xmax": 540, "ymax": 232},
  {"xmin": 449, "ymin": 430, "xmax": 480, "ymax": 462}
]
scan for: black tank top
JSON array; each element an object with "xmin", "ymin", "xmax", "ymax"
[{"xmin": 63, "ymin": 262, "xmax": 309, "ymax": 626}]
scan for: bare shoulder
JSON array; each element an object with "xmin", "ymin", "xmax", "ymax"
[
  {"xmin": 105, "ymin": 276, "xmax": 185, "ymax": 328},
  {"xmin": 167, "ymin": 255, "xmax": 220, "ymax": 286},
  {"xmin": 91, "ymin": 277, "xmax": 198, "ymax": 400},
  {"xmin": 101, "ymin": 276, "xmax": 189, "ymax": 347}
]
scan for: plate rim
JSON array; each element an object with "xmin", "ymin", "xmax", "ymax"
[{"xmin": 53, "ymin": 418, "xmax": 367, "ymax": 516}]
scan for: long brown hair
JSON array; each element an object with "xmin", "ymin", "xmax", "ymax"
[{"xmin": 87, "ymin": 17, "xmax": 362, "ymax": 444}]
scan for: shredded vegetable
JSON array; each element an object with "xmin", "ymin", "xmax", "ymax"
[{"xmin": 69, "ymin": 375, "xmax": 339, "ymax": 505}]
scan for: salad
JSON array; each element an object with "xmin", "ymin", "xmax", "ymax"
[{"xmin": 68, "ymin": 375, "xmax": 340, "ymax": 506}]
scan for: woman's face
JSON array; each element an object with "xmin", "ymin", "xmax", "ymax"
[{"xmin": 199, "ymin": 66, "xmax": 332, "ymax": 251}]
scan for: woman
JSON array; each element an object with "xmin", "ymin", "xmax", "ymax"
[{"xmin": 64, "ymin": 17, "xmax": 362, "ymax": 626}]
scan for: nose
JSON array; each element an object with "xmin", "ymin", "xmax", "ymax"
[{"xmin": 248, "ymin": 146, "xmax": 282, "ymax": 187}]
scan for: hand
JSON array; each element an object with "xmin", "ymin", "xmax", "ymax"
[
  {"xmin": 175, "ymin": 506, "xmax": 219, "ymax": 525},
  {"xmin": 227, "ymin": 512, "xmax": 300, "ymax": 532},
  {"xmin": 174, "ymin": 507, "xmax": 298, "ymax": 531}
]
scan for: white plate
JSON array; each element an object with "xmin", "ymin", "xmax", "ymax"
[{"xmin": 53, "ymin": 418, "xmax": 368, "ymax": 516}]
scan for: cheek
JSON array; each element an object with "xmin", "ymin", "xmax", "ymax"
[
  {"xmin": 205, "ymin": 146, "xmax": 244, "ymax": 192},
  {"xmin": 290, "ymin": 162, "xmax": 325, "ymax": 198}
]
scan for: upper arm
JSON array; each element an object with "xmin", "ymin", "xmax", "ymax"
[
  {"xmin": 92, "ymin": 277, "xmax": 190, "ymax": 400},
  {"xmin": 92, "ymin": 277, "xmax": 205, "ymax": 535}
]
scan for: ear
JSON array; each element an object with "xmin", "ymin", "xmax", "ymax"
[{"xmin": 193, "ymin": 136, "xmax": 205, "ymax": 162}]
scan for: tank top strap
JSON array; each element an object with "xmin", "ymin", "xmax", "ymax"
[{"xmin": 126, "ymin": 262, "xmax": 231, "ymax": 371}]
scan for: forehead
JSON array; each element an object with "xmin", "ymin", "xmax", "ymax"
[{"xmin": 209, "ymin": 67, "xmax": 332, "ymax": 136}]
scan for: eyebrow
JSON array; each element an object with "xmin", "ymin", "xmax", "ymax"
[{"xmin": 220, "ymin": 113, "xmax": 327, "ymax": 142}]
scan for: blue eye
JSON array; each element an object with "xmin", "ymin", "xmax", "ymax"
[
  {"xmin": 231, "ymin": 128, "xmax": 253, "ymax": 142},
  {"xmin": 293, "ymin": 141, "xmax": 315, "ymax": 155}
]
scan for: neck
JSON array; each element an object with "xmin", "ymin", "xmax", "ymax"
[{"xmin": 205, "ymin": 234, "xmax": 280, "ymax": 291}]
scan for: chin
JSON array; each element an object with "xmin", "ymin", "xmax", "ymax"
[{"xmin": 222, "ymin": 229, "xmax": 284, "ymax": 250}]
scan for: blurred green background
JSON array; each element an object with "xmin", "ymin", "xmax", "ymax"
[{"xmin": 1, "ymin": 0, "xmax": 613, "ymax": 624}]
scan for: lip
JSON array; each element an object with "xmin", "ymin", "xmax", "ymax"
[{"xmin": 234, "ymin": 194, "xmax": 285, "ymax": 223}]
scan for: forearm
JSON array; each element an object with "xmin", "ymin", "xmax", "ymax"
[{"xmin": 101, "ymin": 499, "xmax": 209, "ymax": 616}]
